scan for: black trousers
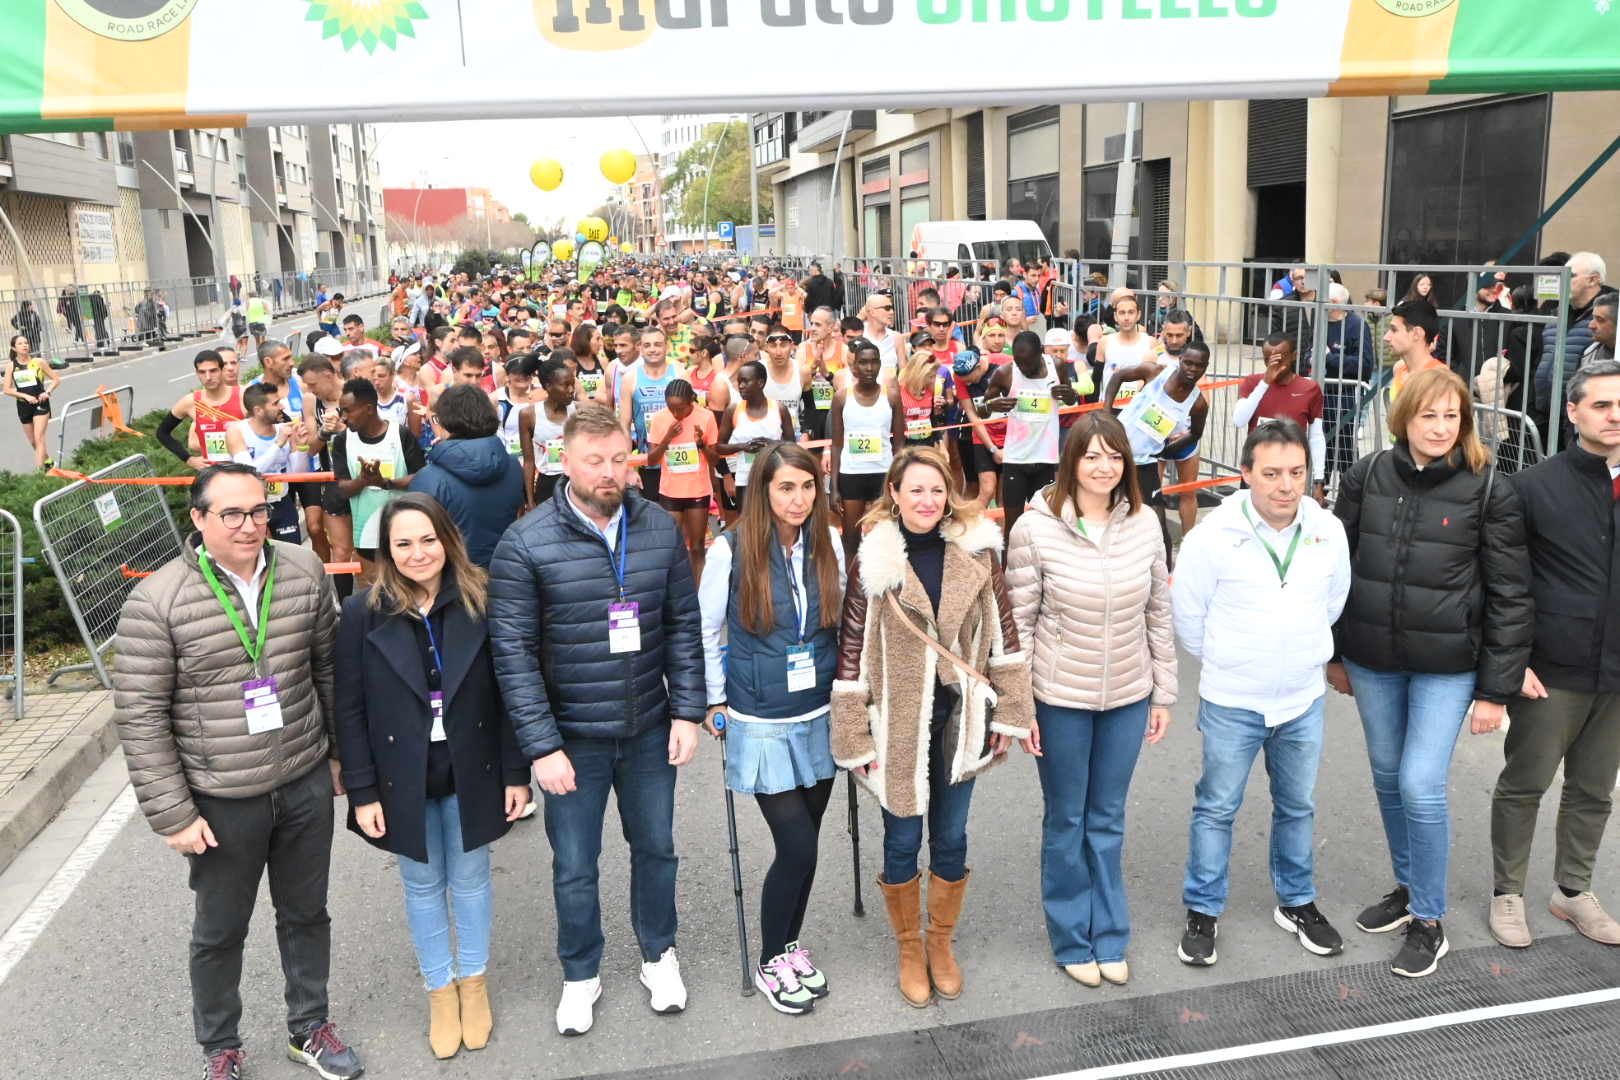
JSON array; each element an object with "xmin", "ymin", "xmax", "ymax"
[{"xmin": 187, "ymin": 761, "xmax": 335, "ymax": 1054}]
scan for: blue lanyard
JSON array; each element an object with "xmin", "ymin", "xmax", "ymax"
[
  {"xmin": 420, "ymin": 608, "xmax": 445, "ymax": 675},
  {"xmin": 609, "ymin": 512, "xmax": 629, "ymax": 599},
  {"xmin": 783, "ymin": 537, "xmax": 807, "ymax": 643}
]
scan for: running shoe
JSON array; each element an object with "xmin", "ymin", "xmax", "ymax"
[
  {"xmin": 783, "ymin": 940, "xmax": 828, "ymax": 997},
  {"xmin": 1177, "ymin": 910, "xmax": 1218, "ymax": 967},
  {"xmin": 1356, "ymin": 884, "xmax": 1413, "ymax": 934},
  {"xmin": 754, "ymin": 954, "xmax": 817, "ymax": 1015},
  {"xmin": 1274, "ymin": 902, "xmax": 1344, "ymax": 956}
]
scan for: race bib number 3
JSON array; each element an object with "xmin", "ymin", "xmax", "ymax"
[
  {"xmin": 1138, "ymin": 403, "xmax": 1177, "ymax": 439},
  {"xmin": 666, "ymin": 443, "xmax": 701, "ymax": 474}
]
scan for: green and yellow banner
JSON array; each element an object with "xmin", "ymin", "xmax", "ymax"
[{"xmin": 1, "ymin": 0, "xmax": 1617, "ymax": 133}]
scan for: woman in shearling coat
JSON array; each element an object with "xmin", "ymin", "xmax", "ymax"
[
  {"xmin": 1005, "ymin": 412, "xmax": 1177, "ymax": 991},
  {"xmin": 831, "ymin": 444, "xmax": 1036, "ymax": 1008}
]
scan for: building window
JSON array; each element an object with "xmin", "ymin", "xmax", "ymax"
[
  {"xmin": 1384, "ymin": 94, "xmax": 1550, "ymax": 302},
  {"xmin": 1008, "ymin": 108, "xmax": 1060, "ymax": 249},
  {"xmin": 863, "ymin": 203, "xmax": 892, "ymax": 259},
  {"xmin": 24, "ymin": 131, "xmax": 83, "ymax": 148}
]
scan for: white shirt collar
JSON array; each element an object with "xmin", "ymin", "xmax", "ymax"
[
  {"xmin": 565, "ymin": 486, "xmax": 625, "ymax": 550},
  {"xmin": 1243, "ymin": 492, "xmax": 1305, "ymax": 538}
]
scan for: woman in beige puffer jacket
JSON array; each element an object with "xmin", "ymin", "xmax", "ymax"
[{"xmin": 1004, "ymin": 412, "xmax": 1176, "ymax": 991}]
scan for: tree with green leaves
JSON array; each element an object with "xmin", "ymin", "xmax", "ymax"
[{"xmin": 662, "ymin": 120, "xmax": 774, "ymax": 234}]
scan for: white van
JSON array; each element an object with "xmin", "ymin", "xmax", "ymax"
[{"xmin": 907, "ymin": 219, "xmax": 1054, "ymax": 271}]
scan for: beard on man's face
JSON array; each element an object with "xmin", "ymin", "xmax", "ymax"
[{"xmin": 575, "ymin": 482, "xmax": 625, "ymax": 518}]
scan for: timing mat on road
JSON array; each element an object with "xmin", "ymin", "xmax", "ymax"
[{"xmin": 579, "ymin": 935, "xmax": 1620, "ymax": 1080}]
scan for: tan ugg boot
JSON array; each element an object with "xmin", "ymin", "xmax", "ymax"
[
  {"xmin": 427, "ymin": 983, "xmax": 462, "ymax": 1059},
  {"xmin": 457, "ymin": 974, "xmax": 492, "ymax": 1050},
  {"xmin": 879, "ymin": 875, "xmax": 933, "ymax": 1007},
  {"xmin": 926, "ymin": 870, "xmax": 970, "ymax": 1000}
]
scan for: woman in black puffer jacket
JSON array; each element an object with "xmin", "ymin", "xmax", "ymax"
[{"xmin": 1325, "ymin": 367, "xmax": 1532, "ymax": 981}]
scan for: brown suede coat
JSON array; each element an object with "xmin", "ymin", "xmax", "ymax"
[{"xmin": 830, "ymin": 514, "xmax": 1035, "ymax": 818}]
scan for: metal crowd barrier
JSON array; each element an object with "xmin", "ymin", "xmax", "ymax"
[
  {"xmin": 0, "ymin": 509, "xmax": 24, "ymax": 719},
  {"xmin": 55, "ymin": 384, "xmax": 135, "ymax": 464},
  {"xmin": 33, "ymin": 454, "xmax": 184, "ymax": 688}
]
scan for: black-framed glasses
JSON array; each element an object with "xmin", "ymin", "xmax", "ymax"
[{"xmin": 208, "ymin": 505, "xmax": 272, "ymax": 530}]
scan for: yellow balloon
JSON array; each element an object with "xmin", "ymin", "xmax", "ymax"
[
  {"xmin": 578, "ymin": 217, "xmax": 609, "ymax": 243},
  {"xmin": 529, "ymin": 159, "xmax": 563, "ymax": 192},
  {"xmin": 600, "ymin": 149, "xmax": 637, "ymax": 186},
  {"xmin": 554, "ymin": 238, "xmax": 575, "ymax": 261},
  {"xmin": 608, "ymin": 235, "xmax": 618, "ymax": 246},
  {"xmin": 621, "ymin": 242, "xmax": 635, "ymax": 253}
]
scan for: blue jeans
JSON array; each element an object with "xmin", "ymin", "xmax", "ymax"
[
  {"xmin": 1343, "ymin": 660, "xmax": 1475, "ymax": 920},
  {"xmin": 542, "ymin": 724, "xmax": 678, "ymax": 980},
  {"xmin": 1183, "ymin": 697, "xmax": 1324, "ymax": 916},
  {"xmin": 880, "ymin": 710, "xmax": 975, "ymax": 884},
  {"xmin": 1034, "ymin": 698, "xmax": 1148, "ymax": 964},
  {"xmin": 396, "ymin": 795, "xmax": 493, "ymax": 991}
]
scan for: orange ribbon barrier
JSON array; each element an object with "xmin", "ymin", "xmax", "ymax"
[
  {"xmin": 50, "ymin": 469, "xmax": 335, "ymax": 486},
  {"xmin": 1161, "ymin": 474, "xmax": 1240, "ymax": 497},
  {"xmin": 95, "ymin": 385, "xmax": 141, "ymax": 436},
  {"xmin": 122, "ymin": 560, "xmax": 361, "ymax": 580}
]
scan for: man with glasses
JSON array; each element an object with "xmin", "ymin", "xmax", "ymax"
[
  {"xmin": 112, "ymin": 462, "xmax": 363, "ymax": 1080},
  {"xmin": 862, "ymin": 294, "xmax": 903, "ymax": 378},
  {"xmin": 541, "ymin": 319, "xmax": 570, "ymax": 358}
]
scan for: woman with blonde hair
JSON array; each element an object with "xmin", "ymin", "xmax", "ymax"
[
  {"xmin": 897, "ymin": 347, "xmax": 949, "ymax": 449},
  {"xmin": 1326, "ymin": 367, "xmax": 1532, "ymax": 979},
  {"xmin": 335, "ymin": 493, "xmax": 531, "ymax": 1058},
  {"xmin": 831, "ymin": 445, "xmax": 1036, "ymax": 1008}
]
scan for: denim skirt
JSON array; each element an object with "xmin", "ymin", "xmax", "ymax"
[{"xmin": 724, "ymin": 711, "xmax": 836, "ymax": 796}]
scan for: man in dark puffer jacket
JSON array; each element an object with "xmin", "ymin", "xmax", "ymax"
[{"xmin": 488, "ymin": 403, "xmax": 704, "ymax": 1036}]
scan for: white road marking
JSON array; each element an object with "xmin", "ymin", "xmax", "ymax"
[
  {"xmin": 1033, "ymin": 987, "xmax": 1620, "ymax": 1079},
  {"xmin": 0, "ymin": 784, "xmax": 137, "ymax": 985}
]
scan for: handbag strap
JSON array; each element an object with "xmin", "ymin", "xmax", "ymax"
[{"xmin": 885, "ymin": 591, "xmax": 991, "ymax": 687}]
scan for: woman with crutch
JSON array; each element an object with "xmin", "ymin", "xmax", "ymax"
[{"xmin": 699, "ymin": 441, "xmax": 846, "ymax": 1015}]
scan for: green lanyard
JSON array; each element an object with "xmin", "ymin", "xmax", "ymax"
[
  {"xmin": 1240, "ymin": 500, "xmax": 1302, "ymax": 587},
  {"xmin": 199, "ymin": 548, "xmax": 276, "ymax": 675}
]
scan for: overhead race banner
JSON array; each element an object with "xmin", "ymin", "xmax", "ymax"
[{"xmin": 2, "ymin": 0, "xmax": 1617, "ymax": 132}]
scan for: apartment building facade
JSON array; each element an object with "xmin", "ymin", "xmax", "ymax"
[
  {"xmin": 0, "ymin": 124, "xmax": 386, "ymax": 295},
  {"xmin": 753, "ymin": 92, "xmax": 1619, "ymax": 301}
]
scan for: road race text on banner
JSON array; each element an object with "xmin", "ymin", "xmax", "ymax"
[{"xmin": 1, "ymin": 0, "xmax": 1617, "ymax": 132}]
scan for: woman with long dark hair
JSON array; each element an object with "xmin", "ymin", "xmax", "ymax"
[
  {"xmin": 335, "ymin": 494, "xmax": 531, "ymax": 1059},
  {"xmin": 699, "ymin": 442, "xmax": 845, "ymax": 1015}
]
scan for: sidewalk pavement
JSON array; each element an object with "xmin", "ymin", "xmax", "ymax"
[{"xmin": 0, "ymin": 690, "xmax": 115, "ymax": 877}]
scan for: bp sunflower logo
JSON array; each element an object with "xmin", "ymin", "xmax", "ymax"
[{"xmin": 304, "ymin": 0, "xmax": 429, "ymax": 53}]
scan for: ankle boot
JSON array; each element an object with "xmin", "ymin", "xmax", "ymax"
[
  {"xmin": 427, "ymin": 983, "xmax": 462, "ymax": 1059},
  {"xmin": 879, "ymin": 875, "xmax": 932, "ymax": 1007},
  {"xmin": 926, "ymin": 870, "xmax": 970, "ymax": 1000},
  {"xmin": 457, "ymin": 974, "xmax": 492, "ymax": 1050}
]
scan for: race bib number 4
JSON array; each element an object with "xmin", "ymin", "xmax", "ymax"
[
  {"xmin": 666, "ymin": 443, "xmax": 701, "ymax": 474},
  {"xmin": 846, "ymin": 432, "xmax": 883, "ymax": 459},
  {"xmin": 1015, "ymin": 392, "xmax": 1053, "ymax": 415}
]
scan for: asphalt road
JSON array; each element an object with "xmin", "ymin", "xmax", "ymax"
[{"xmin": 0, "ymin": 651, "xmax": 1610, "ymax": 1080}]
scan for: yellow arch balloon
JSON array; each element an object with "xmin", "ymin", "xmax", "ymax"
[
  {"xmin": 579, "ymin": 217, "xmax": 610, "ymax": 243},
  {"xmin": 600, "ymin": 149, "xmax": 637, "ymax": 185},
  {"xmin": 529, "ymin": 159, "xmax": 563, "ymax": 192},
  {"xmin": 553, "ymin": 238, "xmax": 576, "ymax": 261},
  {"xmin": 621, "ymin": 241, "xmax": 635, "ymax": 253}
]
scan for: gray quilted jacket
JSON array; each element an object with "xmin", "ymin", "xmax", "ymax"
[{"xmin": 112, "ymin": 537, "xmax": 337, "ymax": 835}]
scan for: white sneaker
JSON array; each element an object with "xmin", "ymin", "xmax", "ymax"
[
  {"xmin": 556, "ymin": 977, "xmax": 602, "ymax": 1036},
  {"xmin": 639, "ymin": 948, "xmax": 687, "ymax": 1014}
]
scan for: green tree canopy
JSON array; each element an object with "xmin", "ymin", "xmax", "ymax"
[{"xmin": 662, "ymin": 120, "xmax": 773, "ymax": 233}]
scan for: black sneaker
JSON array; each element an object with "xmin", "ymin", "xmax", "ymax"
[
  {"xmin": 1177, "ymin": 910, "xmax": 1218, "ymax": 966},
  {"xmin": 1274, "ymin": 902, "xmax": 1345, "ymax": 956},
  {"xmin": 205, "ymin": 1048, "xmax": 245, "ymax": 1080},
  {"xmin": 1356, "ymin": 885, "xmax": 1414, "ymax": 934},
  {"xmin": 1391, "ymin": 919, "xmax": 1449, "ymax": 978},
  {"xmin": 287, "ymin": 1021, "xmax": 364, "ymax": 1079}
]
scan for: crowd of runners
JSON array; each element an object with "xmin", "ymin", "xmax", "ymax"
[{"xmin": 104, "ymin": 254, "xmax": 1619, "ymax": 1079}]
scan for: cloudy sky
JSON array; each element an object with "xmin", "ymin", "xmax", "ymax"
[{"xmin": 374, "ymin": 114, "xmax": 723, "ymax": 225}]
